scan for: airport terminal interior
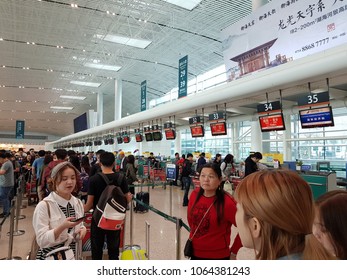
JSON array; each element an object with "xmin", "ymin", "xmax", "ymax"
[{"xmin": 1, "ymin": 0, "xmax": 347, "ymax": 260}]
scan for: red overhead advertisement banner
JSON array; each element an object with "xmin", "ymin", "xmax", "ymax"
[{"xmin": 221, "ymin": 0, "xmax": 347, "ymax": 81}]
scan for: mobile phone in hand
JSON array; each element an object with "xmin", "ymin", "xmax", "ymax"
[{"xmin": 71, "ymin": 216, "xmax": 86, "ymax": 222}]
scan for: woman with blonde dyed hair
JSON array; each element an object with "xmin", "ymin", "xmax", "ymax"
[{"xmin": 235, "ymin": 170, "xmax": 334, "ymax": 260}]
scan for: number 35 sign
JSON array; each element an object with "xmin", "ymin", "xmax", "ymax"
[{"xmin": 297, "ymin": 91, "xmax": 330, "ymax": 107}]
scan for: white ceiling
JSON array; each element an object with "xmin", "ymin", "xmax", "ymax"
[
  {"xmin": 0, "ymin": 0, "xmax": 254, "ymax": 137},
  {"xmin": 1, "ymin": 0, "xmax": 347, "ymax": 141}
]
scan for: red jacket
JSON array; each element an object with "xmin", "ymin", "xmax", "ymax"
[{"xmin": 187, "ymin": 188, "xmax": 242, "ymax": 259}]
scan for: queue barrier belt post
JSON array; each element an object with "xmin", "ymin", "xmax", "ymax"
[
  {"xmin": 0, "ymin": 202, "xmax": 22, "ymax": 260},
  {"xmin": 131, "ymin": 194, "xmax": 190, "ymax": 259},
  {"xmin": 8, "ymin": 194, "xmax": 25, "ymax": 237}
]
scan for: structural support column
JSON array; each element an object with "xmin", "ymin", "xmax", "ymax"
[
  {"xmin": 97, "ymin": 91, "xmax": 104, "ymax": 126},
  {"xmin": 252, "ymin": 0, "xmax": 268, "ymax": 11},
  {"xmin": 114, "ymin": 79, "xmax": 122, "ymax": 121},
  {"xmin": 174, "ymin": 129, "xmax": 181, "ymax": 156},
  {"xmin": 251, "ymin": 118, "xmax": 262, "ymax": 153},
  {"xmin": 283, "ymin": 114, "xmax": 292, "ymax": 161}
]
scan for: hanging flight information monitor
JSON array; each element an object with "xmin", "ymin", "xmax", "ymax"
[
  {"xmin": 210, "ymin": 122, "xmax": 227, "ymax": 136},
  {"xmin": 189, "ymin": 115, "xmax": 204, "ymax": 137},
  {"xmin": 299, "ymin": 106, "xmax": 334, "ymax": 129},
  {"xmin": 208, "ymin": 111, "xmax": 227, "ymax": 136},
  {"xmin": 259, "ymin": 113, "xmax": 286, "ymax": 132},
  {"xmin": 190, "ymin": 125, "xmax": 204, "ymax": 137},
  {"xmin": 134, "ymin": 128, "xmax": 143, "ymax": 142},
  {"xmin": 164, "ymin": 122, "xmax": 176, "ymax": 140},
  {"xmin": 144, "ymin": 126, "xmax": 153, "ymax": 142},
  {"xmin": 122, "ymin": 131, "xmax": 131, "ymax": 143}
]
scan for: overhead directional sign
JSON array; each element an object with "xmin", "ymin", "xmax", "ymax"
[
  {"xmin": 140, "ymin": 80, "xmax": 147, "ymax": 111},
  {"xmin": 16, "ymin": 120, "xmax": 25, "ymax": 139},
  {"xmin": 178, "ymin": 55, "xmax": 188, "ymax": 99}
]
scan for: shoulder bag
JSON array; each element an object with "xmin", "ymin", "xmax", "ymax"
[{"xmin": 223, "ymin": 180, "xmax": 234, "ymax": 196}]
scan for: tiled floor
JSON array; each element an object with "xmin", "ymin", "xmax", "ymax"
[{"xmin": 0, "ymin": 184, "xmax": 254, "ymax": 260}]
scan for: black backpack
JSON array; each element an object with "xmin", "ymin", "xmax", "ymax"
[{"xmin": 92, "ymin": 173, "xmax": 127, "ymax": 231}]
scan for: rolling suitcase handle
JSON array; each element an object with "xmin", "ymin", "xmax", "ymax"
[{"xmin": 145, "ymin": 221, "xmax": 150, "ymax": 260}]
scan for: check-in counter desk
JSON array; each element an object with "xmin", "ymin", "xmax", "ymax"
[{"xmin": 299, "ymin": 171, "xmax": 337, "ymax": 200}]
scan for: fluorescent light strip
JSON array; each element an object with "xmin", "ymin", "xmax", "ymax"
[
  {"xmin": 162, "ymin": 0, "xmax": 202, "ymax": 10},
  {"xmin": 95, "ymin": 34, "xmax": 151, "ymax": 49},
  {"xmin": 50, "ymin": 106, "xmax": 74, "ymax": 110},
  {"xmin": 85, "ymin": 63, "xmax": 121, "ymax": 72},
  {"xmin": 60, "ymin": 95, "xmax": 86, "ymax": 100},
  {"xmin": 70, "ymin": 81, "xmax": 101, "ymax": 87}
]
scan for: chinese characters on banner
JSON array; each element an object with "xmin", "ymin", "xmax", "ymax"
[
  {"xmin": 141, "ymin": 80, "xmax": 147, "ymax": 111},
  {"xmin": 221, "ymin": 0, "xmax": 347, "ymax": 81},
  {"xmin": 16, "ymin": 120, "xmax": 25, "ymax": 139},
  {"xmin": 178, "ymin": 55, "xmax": 188, "ymax": 99}
]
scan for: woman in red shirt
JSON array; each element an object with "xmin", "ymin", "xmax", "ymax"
[{"xmin": 187, "ymin": 163, "xmax": 242, "ymax": 260}]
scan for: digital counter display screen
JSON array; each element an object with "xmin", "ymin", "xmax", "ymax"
[
  {"xmin": 259, "ymin": 113, "xmax": 285, "ymax": 132},
  {"xmin": 299, "ymin": 106, "xmax": 334, "ymax": 129},
  {"xmin": 165, "ymin": 129, "xmax": 176, "ymax": 140},
  {"xmin": 210, "ymin": 122, "xmax": 227, "ymax": 136},
  {"xmin": 190, "ymin": 125, "xmax": 204, "ymax": 137}
]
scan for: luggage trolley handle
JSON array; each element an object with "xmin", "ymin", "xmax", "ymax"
[{"xmin": 145, "ymin": 221, "xmax": 150, "ymax": 260}]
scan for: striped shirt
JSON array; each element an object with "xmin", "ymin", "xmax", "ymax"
[{"xmin": 36, "ymin": 203, "xmax": 76, "ymax": 260}]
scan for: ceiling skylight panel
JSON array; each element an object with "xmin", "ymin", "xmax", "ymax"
[
  {"xmin": 161, "ymin": 0, "xmax": 202, "ymax": 10},
  {"xmin": 95, "ymin": 34, "xmax": 152, "ymax": 49},
  {"xmin": 70, "ymin": 81, "xmax": 101, "ymax": 87}
]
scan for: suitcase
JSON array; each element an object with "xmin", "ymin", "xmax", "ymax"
[
  {"xmin": 26, "ymin": 172, "xmax": 38, "ymax": 205},
  {"xmin": 134, "ymin": 191, "xmax": 149, "ymax": 213},
  {"xmin": 120, "ymin": 248, "xmax": 147, "ymax": 260},
  {"xmin": 121, "ymin": 221, "xmax": 150, "ymax": 260}
]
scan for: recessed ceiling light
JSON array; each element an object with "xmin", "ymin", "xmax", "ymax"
[
  {"xmin": 161, "ymin": 0, "xmax": 202, "ymax": 10},
  {"xmin": 50, "ymin": 106, "xmax": 74, "ymax": 110},
  {"xmin": 70, "ymin": 81, "xmax": 101, "ymax": 87},
  {"xmin": 95, "ymin": 34, "xmax": 152, "ymax": 49},
  {"xmin": 60, "ymin": 95, "xmax": 86, "ymax": 100},
  {"xmin": 85, "ymin": 63, "xmax": 121, "ymax": 72}
]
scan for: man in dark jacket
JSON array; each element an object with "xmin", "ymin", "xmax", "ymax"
[
  {"xmin": 84, "ymin": 152, "xmax": 132, "ymax": 260},
  {"xmin": 196, "ymin": 152, "xmax": 207, "ymax": 173},
  {"xmin": 182, "ymin": 153, "xmax": 195, "ymax": 207},
  {"xmin": 244, "ymin": 152, "xmax": 263, "ymax": 177}
]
